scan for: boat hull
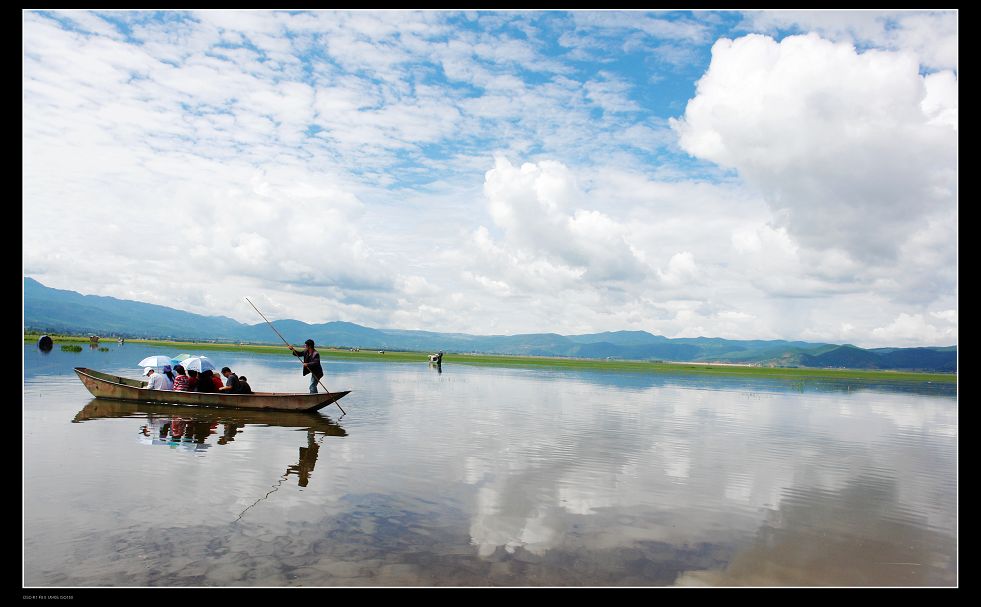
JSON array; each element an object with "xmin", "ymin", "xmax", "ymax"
[{"xmin": 74, "ymin": 367, "xmax": 350, "ymax": 412}]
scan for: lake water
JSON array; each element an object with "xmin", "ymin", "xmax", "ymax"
[{"xmin": 23, "ymin": 344, "xmax": 957, "ymax": 586}]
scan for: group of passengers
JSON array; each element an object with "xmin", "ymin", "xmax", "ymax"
[{"xmin": 143, "ymin": 365, "xmax": 252, "ymax": 394}]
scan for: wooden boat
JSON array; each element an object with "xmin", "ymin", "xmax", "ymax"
[{"xmin": 74, "ymin": 367, "xmax": 350, "ymax": 412}]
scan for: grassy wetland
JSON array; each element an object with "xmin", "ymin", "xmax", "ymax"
[{"xmin": 26, "ymin": 333, "xmax": 955, "ymax": 383}]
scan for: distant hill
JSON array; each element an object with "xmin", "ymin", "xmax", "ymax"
[
  {"xmin": 800, "ymin": 345, "xmax": 882, "ymax": 369},
  {"xmin": 23, "ymin": 277, "xmax": 956, "ymax": 372},
  {"xmin": 800, "ymin": 345, "xmax": 958, "ymax": 372},
  {"xmin": 24, "ymin": 277, "xmax": 245, "ymax": 340}
]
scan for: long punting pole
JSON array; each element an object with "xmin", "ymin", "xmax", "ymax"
[{"xmin": 245, "ymin": 297, "xmax": 346, "ymax": 416}]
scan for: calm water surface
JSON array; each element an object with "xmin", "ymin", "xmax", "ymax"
[{"xmin": 23, "ymin": 344, "xmax": 957, "ymax": 586}]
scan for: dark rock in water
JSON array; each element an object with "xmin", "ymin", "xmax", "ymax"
[{"xmin": 37, "ymin": 335, "xmax": 53, "ymax": 351}]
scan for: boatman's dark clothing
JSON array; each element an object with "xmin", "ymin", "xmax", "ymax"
[{"xmin": 292, "ymin": 348, "xmax": 324, "ymax": 379}]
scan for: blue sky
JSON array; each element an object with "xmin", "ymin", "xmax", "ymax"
[{"xmin": 22, "ymin": 10, "xmax": 957, "ymax": 346}]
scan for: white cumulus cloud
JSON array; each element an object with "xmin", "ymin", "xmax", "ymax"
[
  {"xmin": 672, "ymin": 33, "xmax": 956, "ymax": 265},
  {"xmin": 871, "ymin": 313, "xmax": 956, "ymax": 346},
  {"xmin": 482, "ymin": 156, "xmax": 649, "ymax": 283}
]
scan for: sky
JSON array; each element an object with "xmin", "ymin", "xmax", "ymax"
[{"xmin": 22, "ymin": 9, "xmax": 957, "ymax": 348}]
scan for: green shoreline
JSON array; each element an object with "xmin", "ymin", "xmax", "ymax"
[{"xmin": 26, "ymin": 333, "xmax": 956, "ymax": 383}]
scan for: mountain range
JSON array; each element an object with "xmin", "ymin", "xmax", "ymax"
[{"xmin": 23, "ymin": 277, "xmax": 956, "ymax": 372}]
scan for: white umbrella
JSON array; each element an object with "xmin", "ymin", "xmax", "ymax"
[
  {"xmin": 181, "ymin": 356, "xmax": 217, "ymax": 372},
  {"xmin": 138, "ymin": 355, "xmax": 174, "ymax": 368}
]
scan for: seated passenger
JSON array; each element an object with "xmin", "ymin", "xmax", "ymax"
[
  {"xmin": 186, "ymin": 369, "xmax": 199, "ymax": 391},
  {"xmin": 196, "ymin": 369, "xmax": 218, "ymax": 393},
  {"xmin": 172, "ymin": 365, "xmax": 191, "ymax": 391},
  {"xmin": 161, "ymin": 365, "xmax": 175, "ymax": 390},
  {"xmin": 236, "ymin": 376, "xmax": 253, "ymax": 394},
  {"xmin": 219, "ymin": 367, "xmax": 239, "ymax": 392},
  {"xmin": 144, "ymin": 367, "xmax": 170, "ymax": 390}
]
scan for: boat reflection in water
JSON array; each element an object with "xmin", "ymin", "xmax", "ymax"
[{"xmin": 72, "ymin": 398, "xmax": 347, "ymax": 485}]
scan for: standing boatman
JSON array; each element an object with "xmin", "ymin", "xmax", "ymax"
[{"xmin": 289, "ymin": 339, "xmax": 324, "ymax": 393}]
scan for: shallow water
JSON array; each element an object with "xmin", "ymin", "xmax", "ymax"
[{"xmin": 23, "ymin": 344, "xmax": 957, "ymax": 586}]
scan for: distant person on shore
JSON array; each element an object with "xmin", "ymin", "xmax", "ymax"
[
  {"xmin": 219, "ymin": 367, "xmax": 240, "ymax": 392},
  {"xmin": 172, "ymin": 365, "xmax": 192, "ymax": 391},
  {"xmin": 237, "ymin": 376, "xmax": 253, "ymax": 394},
  {"xmin": 196, "ymin": 369, "xmax": 218, "ymax": 393},
  {"xmin": 186, "ymin": 369, "xmax": 199, "ymax": 391},
  {"xmin": 289, "ymin": 339, "xmax": 324, "ymax": 393},
  {"xmin": 144, "ymin": 367, "xmax": 171, "ymax": 390}
]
